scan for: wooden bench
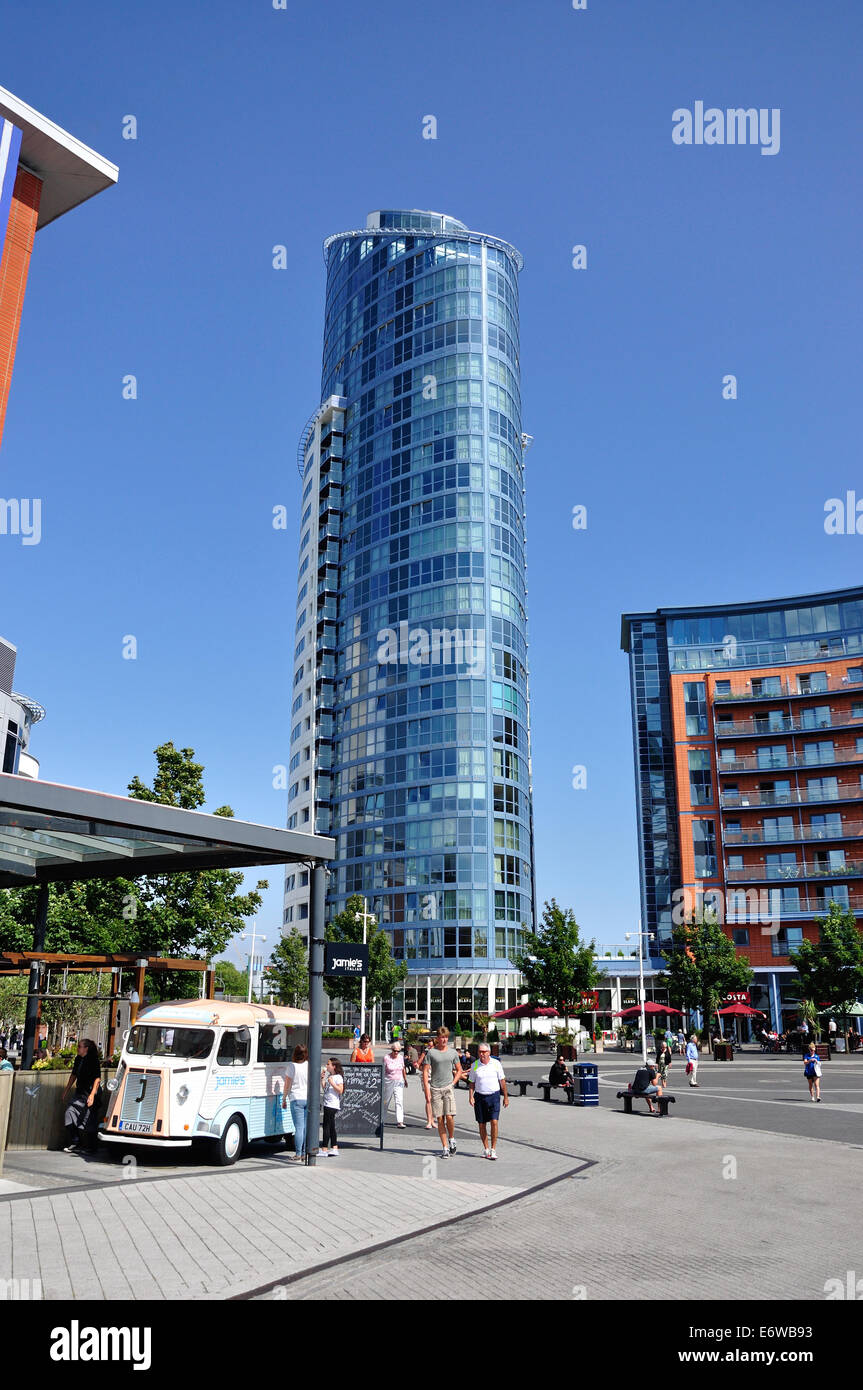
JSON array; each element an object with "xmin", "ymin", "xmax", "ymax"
[
  {"xmin": 617, "ymin": 1088, "xmax": 676, "ymax": 1117},
  {"xmin": 538, "ymin": 1081, "xmax": 576, "ymax": 1105},
  {"xmin": 505, "ymin": 1077, "xmax": 534, "ymax": 1097}
]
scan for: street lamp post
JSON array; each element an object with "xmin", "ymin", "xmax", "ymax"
[
  {"xmin": 356, "ymin": 897, "xmax": 376, "ymax": 1039},
  {"xmin": 241, "ymin": 926, "xmax": 267, "ymax": 1004},
  {"xmin": 625, "ymin": 925, "xmax": 648, "ymax": 1064}
]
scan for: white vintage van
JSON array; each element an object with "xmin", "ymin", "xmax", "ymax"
[{"xmin": 99, "ymin": 999, "xmax": 309, "ymax": 1165}]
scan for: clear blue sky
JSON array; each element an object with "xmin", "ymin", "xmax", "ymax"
[{"xmin": 2, "ymin": 0, "xmax": 861, "ymax": 967}]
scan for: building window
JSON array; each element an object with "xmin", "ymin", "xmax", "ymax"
[
  {"xmin": 732, "ymin": 928, "xmax": 750, "ymax": 946},
  {"xmin": 684, "ymin": 681, "xmax": 708, "ymax": 736},
  {"xmin": 772, "ymin": 926, "xmax": 803, "ymax": 957},
  {"xmin": 688, "ymin": 749, "xmax": 713, "ymax": 806},
  {"xmin": 692, "ymin": 819, "xmax": 717, "ymax": 878}
]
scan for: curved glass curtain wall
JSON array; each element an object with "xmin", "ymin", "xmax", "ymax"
[{"xmin": 318, "ymin": 212, "xmax": 534, "ymax": 975}]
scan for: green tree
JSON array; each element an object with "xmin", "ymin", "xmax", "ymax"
[
  {"xmin": 212, "ymin": 960, "xmax": 250, "ymax": 999},
  {"xmin": 789, "ymin": 901, "xmax": 863, "ymax": 1038},
  {"xmin": 513, "ymin": 899, "xmax": 604, "ymax": 1032},
  {"xmin": 266, "ymin": 929, "xmax": 309, "ymax": 1007},
  {"xmin": 324, "ymin": 895, "xmax": 407, "ymax": 1015},
  {"xmin": 0, "ymin": 743, "xmax": 268, "ymax": 1000},
  {"xmin": 662, "ymin": 913, "xmax": 753, "ymax": 1036},
  {"xmin": 0, "ymin": 975, "xmax": 27, "ymax": 1031}
]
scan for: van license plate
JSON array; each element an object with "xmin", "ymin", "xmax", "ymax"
[{"xmin": 120, "ymin": 1122, "xmax": 151, "ymax": 1134}]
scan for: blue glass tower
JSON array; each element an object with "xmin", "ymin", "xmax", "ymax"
[{"xmin": 285, "ymin": 210, "xmax": 535, "ymax": 1032}]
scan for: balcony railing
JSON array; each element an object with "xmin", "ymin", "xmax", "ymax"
[
  {"xmin": 714, "ymin": 674, "xmax": 863, "ymax": 702},
  {"xmin": 721, "ymin": 786, "xmax": 863, "ymax": 809},
  {"xmin": 724, "ymin": 821, "xmax": 861, "ymax": 845},
  {"xmin": 591, "ymin": 944, "xmax": 641, "ymax": 960},
  {"xmin": 725, "ymin": 861, "xmax": 863, "ymax": 882},
  {"xmin": 714, "ymin": 712, "xmax": 863, "ymax": 737},
  {"xmin": 718, "ymin": 747, "xmax": 863, "ymax": 773},
  {"xmin": 726, "ymin": 892, "xmax": 862, "ymax": 920}
]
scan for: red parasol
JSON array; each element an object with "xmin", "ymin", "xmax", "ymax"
[
  {"xmin": 490, "ymin": 1004, "xmax": 559, "ymax": 1019},
  {"xmin": 612, "ymin": 1002, "xmax": 682, "ymax": 1019}
]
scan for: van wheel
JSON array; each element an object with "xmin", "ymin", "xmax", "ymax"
[{"xmin": 217, "ymin": 1115, "xmax": 245, "ymax": 1166}]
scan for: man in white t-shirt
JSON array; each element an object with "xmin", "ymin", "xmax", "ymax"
[{"xmin": 468, "ymin": 1044, "xmax": 509, "ymax": 1159}]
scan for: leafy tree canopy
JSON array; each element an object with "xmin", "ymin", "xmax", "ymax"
[
  {"xmin": 790, "ymin": 901, "xmax": 863, "ymax": 1025},
  {"xmin": 513, "ymin": 899, "xmax": 604, "ymax": 1028},
  {"xmin": 324, "ymin": 894, "xmax": 407, "ymax": 1011},
  {"xmin": 265, "ymin": 929, "xmax": 309, "ymax": 1008},
  {"xmin": 0, "ymin": 743, "xmax": 267, "ymax": 1000},
  {"xmin": 661, "ymin": 913, "xmax": 753, "ymax": 1028}
]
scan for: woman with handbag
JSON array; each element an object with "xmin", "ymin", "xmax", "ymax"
[
  {"xmin": 685, "ymin": 1034, "xmax": 699, "ymax": 1088},
  {"xmin": 803, "ymin": 1042, "xmax": 823, "ymax": 1102}
]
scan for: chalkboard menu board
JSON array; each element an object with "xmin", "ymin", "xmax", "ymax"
[{"xmin": 338, "ymin": 1063, "xmax": 384, "ymax": 1148}]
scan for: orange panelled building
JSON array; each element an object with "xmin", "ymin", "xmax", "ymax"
[
  {"xmin": 0, "ymin": 87, "xmax": 117, "ymax": 451},
  {"xmin": 623, "ymin": 590, "xmax": 863, "ymax": 1034}
]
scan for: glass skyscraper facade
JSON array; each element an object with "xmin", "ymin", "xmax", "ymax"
[{"xmin": 285, "ymin": 210, "xmax": 536, "ymax": 1031}]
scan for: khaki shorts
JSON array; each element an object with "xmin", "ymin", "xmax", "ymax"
[{"xmin": 431, "ymin": 1084, "xmax": 456, "ymax": 1118}]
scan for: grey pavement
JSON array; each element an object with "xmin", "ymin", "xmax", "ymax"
[{"xmin": 0, "ymin": 1049, "xmax": 860, "ymax": 1301}]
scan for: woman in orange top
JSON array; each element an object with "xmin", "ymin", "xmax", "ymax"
[{"xmin": 350, "ymin": 1033, "xmax": 375, "ymax": 1063}]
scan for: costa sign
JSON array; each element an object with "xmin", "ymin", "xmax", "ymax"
[{"xmin": 723, "ymin": 990, "xmax": 750, "ymax": 1005}]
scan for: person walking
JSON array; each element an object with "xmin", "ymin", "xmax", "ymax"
[
  {"xmin": 320, "ymin": 1057, "xmax": 345, "ymax": 1155},
  {"xmin": 676, "ymin": 1027, "xmax": 685, "ymax": 1054},
  {"xmin": 282, "ymin": 1043, "xmax": 309, "ymax": 1160},
  {"xmin": 656, "ymin": 1038, "xmax": 672, "ymax": 1087},
  {"xmin": 61, "ymin": 1039, "xmax": 102, "ymax": 1152},
  {"xmin": 350, "ymin": 1033, "xmax": 375, "ymax": 1063},
  {"xmin": 803, "ymin": 1042, "xmax": 823, "ymax": 1102},
  {"xmin": 422, "ymin": 1026, "xmax": 465, "ymax": 1157},
  {"xmin": 469, "ymin": 1043, "xmax": 508, "ymax": 1159},
  {"xmin": 685, "ymin": 1034, "xmax": 700, "ymax": 1087},
  {"xmin": 383, "ymin": 1038, "xmax": 408, "ymax": 1127}
]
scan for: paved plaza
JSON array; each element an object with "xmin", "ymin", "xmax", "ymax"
[{"xmin": 0, "ymin": 1047, "xmax": 861, "ymax": 1301}]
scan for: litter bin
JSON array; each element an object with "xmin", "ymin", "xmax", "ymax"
[{"xmin": 573, "ymin": 1062, "xmax": 599, "ymax": 1107}]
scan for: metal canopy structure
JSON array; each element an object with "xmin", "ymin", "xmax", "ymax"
[{"xmin": 0, "ymin": 773, "xmax": 335, "ymax": 887}]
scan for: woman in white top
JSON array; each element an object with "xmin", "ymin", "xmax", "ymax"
[
  {"xmin": 321, "ymin": 1058, "xmax": 345, "ymax": 1155},
  {"xmin": 282, "ymin": 1044, "xmax": 309, "ymax": 1161}
]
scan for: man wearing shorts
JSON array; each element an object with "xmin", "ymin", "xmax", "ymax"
[
  {"xmin": 469, "ymin": 1044, "xmax": 509, "ymax": 1159},
  {"xmin": 422, "ymin": 1026, "xmax": 465, "ymax": 1157}
]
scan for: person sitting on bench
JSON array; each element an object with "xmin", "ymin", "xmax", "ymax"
[
  {"xmin": 549, "ymin": 1053, "xmax": 574, "ymax": 1096},
  {"xmin": 630, "ymin": 1061, "xmax": 664, "ymax": 1114}
]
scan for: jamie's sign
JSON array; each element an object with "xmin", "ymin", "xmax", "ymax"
[{"xmin": 723, "ymin": 990, "xmax": 750, "ymax": 1005}]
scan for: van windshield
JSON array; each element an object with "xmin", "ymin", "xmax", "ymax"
[{"xmin": 127, "ymin": 1026, "xmax": 214, "ymax": 1059}]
